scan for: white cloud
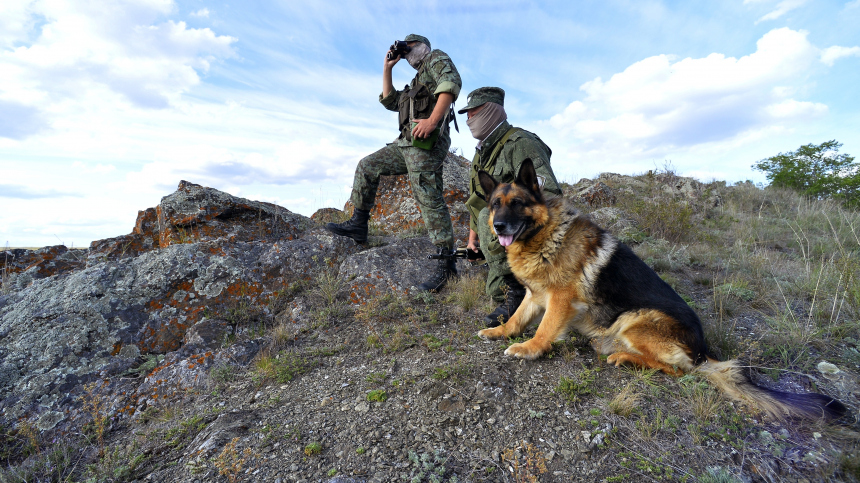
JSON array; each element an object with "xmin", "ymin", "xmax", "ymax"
[
  {"xmin": 746, "ymin": 0, "xmax": 807, "ymax": 23},
  {"xmin": 820, "ymin": 45, "xmax": 860, "ymax": 66},
  {"xmin": 126, "ymin": 139, "xmax": 362, "ymax": 193},
  {"xmin": 544, "ymin": 28, "xmax": 829, "ymax": 175},
  {"xmin": 71, "ymin": 161, "xmax": 116, "ymax": 174},
  {"xmin": 0, "ymin": 1, "xmax": 36, "ymax": 49},
  {"xmin": 190, "ymin": 8, "xmax": 210, "ymax": 18},
  {"xmin": 0, "ymin": 0, "xmax": 236, "ymax": 139}
]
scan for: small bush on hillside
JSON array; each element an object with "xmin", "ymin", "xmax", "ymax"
[{"xmin": 626, "ymin": 196, "xmax": 696, "ymax": 243}]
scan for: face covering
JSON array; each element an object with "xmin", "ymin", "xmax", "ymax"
[
  {"xmin": 467, "ymin": 102, "xmax": 507, "ymax": 142},
  {"xmin": 406, "ymin": 43, "xmax": 430, "ymax": 69}
]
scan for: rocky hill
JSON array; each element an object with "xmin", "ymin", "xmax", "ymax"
[{"xmin": 1, "ymin": 153, "xmax": 858, "ymax": 483}]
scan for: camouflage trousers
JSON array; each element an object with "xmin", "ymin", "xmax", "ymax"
[
  {"xmin": 477, "ymin": 207, "xmax": 512, "ymax": 303},
  {"xmin": 350, "ymin": 142, "xmax": 454, "ymax": 249}
]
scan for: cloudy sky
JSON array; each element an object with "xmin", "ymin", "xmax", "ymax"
[{"xmin": 1, "ymin": 0, "xmax": 859, "ymax": 247}]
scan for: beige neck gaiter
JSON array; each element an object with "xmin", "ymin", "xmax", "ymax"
[{"xmin": 467, "ymin": 102, "xmax": 507, "ymax": 144}]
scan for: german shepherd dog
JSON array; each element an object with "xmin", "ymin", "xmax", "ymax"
[{"xmin": 476, "ymin": 159, "xmax": 847, "ymax": 420}]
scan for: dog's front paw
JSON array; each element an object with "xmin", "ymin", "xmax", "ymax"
[
  {"xmin": 478, "ymin": 326, "xmax": 507, "ymax": 340},
  {"xmin": 504, "ymin": 340, "xmax": 549, "ymax": 360}
]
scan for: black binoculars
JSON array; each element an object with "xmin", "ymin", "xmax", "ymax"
[{"xmin": 386, "ymin": 40, "xmax": 412, "ymax": 60}]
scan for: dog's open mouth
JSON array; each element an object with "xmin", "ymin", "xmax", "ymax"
[{"xmin": 497, "ymin": 224, "xmax": 526, "ymax": 247}]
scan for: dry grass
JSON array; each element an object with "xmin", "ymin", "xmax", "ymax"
[
  {"xmin": 609, "ymin": 383, "xmax": 641, "ymax": 417},
  {"xmin": 444, "ymin": 271, "xmax": 488, "ymax": 312},
  {"xmin": 678, "ymin": 374, "xmax": 723, "ymax": 422},
  {"xmin": 269, "ymin": 323, "xmax": 296, "ymax": 351},
  {"xmin": 619, "ymin": 175, "xmax": 860, "ymax": 376}
]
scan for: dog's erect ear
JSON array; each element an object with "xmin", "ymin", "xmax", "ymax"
[
  {"xmin": 515, "ymin": 158, "xmax": 542, "ymax": 196},
  {"xmin": 478, "ymin": 170, "xmax": 499, "ymax": 198}
]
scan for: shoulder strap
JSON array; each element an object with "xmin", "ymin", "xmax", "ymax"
[{"xmin": 484, "ymin": 127, "xmax": 522, "ymax": 169}]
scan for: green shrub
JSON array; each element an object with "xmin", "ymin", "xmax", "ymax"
[{"xmin": 753, "ymin": 140, "xmax": 859, "ymax": 208}]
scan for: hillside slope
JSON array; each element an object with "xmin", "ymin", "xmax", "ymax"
[{"xmin": 1, "ymin": 163, "xmax": 858, "ymax": 483}]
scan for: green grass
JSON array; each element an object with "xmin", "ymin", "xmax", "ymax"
[
  {"xmin": 366, "ymin": 390, "xmax": 388, "ymax": 402},
  {"xmin": 555, "ymin": 366, "xmax": 600, "ymax": 403}
]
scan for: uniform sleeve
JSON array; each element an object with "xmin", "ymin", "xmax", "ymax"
[
  {"xmin": 379, "ymin": 89, "xmax": 401, "ymax": 112},
  {"xmin": 426, "ymin": 54, "xmax": 462, "ymax": 101},
  {"xmin": 508, "ymin": 138, "xmax": 562, "ymax": 196}
]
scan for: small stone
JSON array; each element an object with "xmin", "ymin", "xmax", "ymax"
[{"xmin": 817, "ymin": 361, "xmax": 840, "ymax": 375}]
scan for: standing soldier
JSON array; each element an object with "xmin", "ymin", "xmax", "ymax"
[
  {"xmin": 326, "ymin": 34, "xmax": 462, "ymax": 292},
  {"xmin": 461, "ymin": 87, "xmax": 563, "ymax": 326}
]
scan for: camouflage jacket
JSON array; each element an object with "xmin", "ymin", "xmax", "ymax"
[
  {"xmin": 379, "ymin": 50, "xmax": 461, "ymax": 147},
  {"xmin": 466, "ymin": 120, "xmax": 562, "ymax": 231}
]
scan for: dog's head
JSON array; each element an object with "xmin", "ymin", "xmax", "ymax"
[{"xmin": 478, "ymin": 158, "xmax": 549, "ymax": 247}]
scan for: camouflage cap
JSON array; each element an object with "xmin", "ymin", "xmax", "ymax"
[
  {"xmin": 457, "ymin": 87, "xmax": 505, "ymax": 114},
  {"xmin": 404, "ymin": 34, "xmax": 430, "ymax": 50}
]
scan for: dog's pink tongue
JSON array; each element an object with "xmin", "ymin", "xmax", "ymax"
[{"xmin": 498, "ymin": 235, "xmax": 514, "ymax": 247}]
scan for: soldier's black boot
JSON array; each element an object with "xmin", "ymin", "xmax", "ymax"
[
  {"xmin": 484, "ymin": 274, "xmax": 526, "ymax": 327},
  {"xmin": 417, "ymin": 247, "xmax": 458, "ymax": 292},
  {"xmin": 325, "ymin": 208, "xmax": 369, "ymax": 243}
]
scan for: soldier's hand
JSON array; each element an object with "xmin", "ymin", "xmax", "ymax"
[
  {"xmin": 384, "ymin": 51, "xmax": 400, "ymax": 69},
  {"xmin": 467, "ymin": 229, "xmax": 479, "ymax": 252},
  {"xmin": 411, "ymin": 117, "xmax": 438, "ymax": 139}
]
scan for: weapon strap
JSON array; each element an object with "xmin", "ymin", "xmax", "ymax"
[
  {"xmin": 470, "ymin": 126, "xmax": 522, "ymax": 200},
  {"xmin": 484, "ymin": 127, "xmax": 521, "ymax": 170}
]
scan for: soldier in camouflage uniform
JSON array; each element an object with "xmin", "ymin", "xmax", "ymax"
[
  {"xmin": 326, "ymin": 34, "xmax": 462, "ymax": 292},
  {"xmin": 461, "ymin": 87, "xmax": 562, "ymax": 326}
]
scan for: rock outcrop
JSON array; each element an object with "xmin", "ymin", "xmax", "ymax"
[
  {"xmin": 0, "ymin": 245, "xmax": 86, "ymax": 290},
  {"xmin": 87, "ymin": 180, "xmax": 312, "ymax": 265},
  {"xmin": 0, "ymin": 171, "xmax": 473, "ymax": 435}
]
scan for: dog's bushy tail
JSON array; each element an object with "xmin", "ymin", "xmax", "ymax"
[{"xmin": 694, "ymin": 358, "xmax": 847, "ymax": 421}]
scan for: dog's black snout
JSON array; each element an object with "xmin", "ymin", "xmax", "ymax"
[{"xmin": 493, "ymin": 222, "xmax": 507, "ymax": 234}]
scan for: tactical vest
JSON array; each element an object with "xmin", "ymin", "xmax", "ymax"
[{"xmin": 396, "ymin": 51, "xmax": 449, "ymax": 142}]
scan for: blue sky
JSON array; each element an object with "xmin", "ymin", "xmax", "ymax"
[{"xmin": 1, "ymin": 0, "xmax": 859, "ymax": 247}]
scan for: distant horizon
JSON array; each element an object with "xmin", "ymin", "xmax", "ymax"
[{"xmin": 2, "ymin": 0, "xmax": 859, "ymax": 247}]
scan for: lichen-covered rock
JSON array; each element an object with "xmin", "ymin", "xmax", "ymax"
[
  {"xmin": 310, "ymin": 207, "xmax": 346, "ymax": 225},
  {"xmin": 338, "ymin": 237, "xmax": 466, "ymax": 305},
  {"xmin": 87, "ymin": 180, "xmax": 313, "ymax": 264},
  {"xmin": 87, "ymin": 234, "xmax": 155, "ymax": 265},
  {"xmin": 0, "ymin": 229, "xmax": 361, "ymax": 428},
  {"xmin": 156, "ymin": 180, "xmax": 311, "ymax": 247},
  {"xmin": 182, "ymin": 318, "xmax": 233, "ymax": 351},
  {"xmin": 342, "ymin": 152, "xmax": 472, "ymax": 243},
  {"xmin": 0, "ymin": 179, "xmax": 469, "ymax": 444},
  {"xmin": 593, "ymin": 171, "xmax": 722, "ymax": 207},
  {"xmin": 0, "ymin": 245, "xmax": 86, "ymax": 289},
  {"xmin": 573, "ymin": 181, "xmax": 617, "ymax": 207}
]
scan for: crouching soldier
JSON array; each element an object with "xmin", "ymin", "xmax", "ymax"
[
  {"xmin": 326, "ymin": 34, "xmax": 462, "ymax": 292},
  {"xmin": 460, "ymin": 87, "xmax": 562, "ymax": 326}
]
